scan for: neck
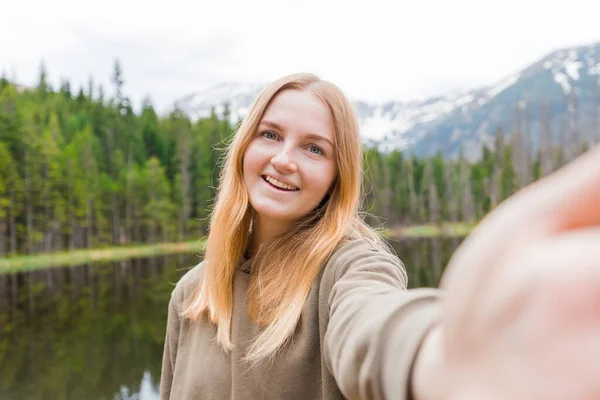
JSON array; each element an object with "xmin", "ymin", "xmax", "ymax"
[{"xmin": 247, "ymin": 214, "xmax": 293, "ymax": 256}]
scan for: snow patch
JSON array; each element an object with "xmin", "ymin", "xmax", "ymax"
[
  {"xmin": 360, "ymin": 107, "xmax": 402, "ymax": 141},
  {"xmin": 553, "ymin": 72, "xmax": 572, "ymax": 94},
  {"xmin": 543, "ymin": 60, "xmax": 553, "ymax": 69},
  {"xmin": 455, "ymin": 94, "xmax": 474, "ymax": 107},
  {"xmin": 487, "ymin": 73, "xmax": 520, "ymax": 97},
  {"xmin": 358, "ymin": 91, "xmax": 482, "ymax": 142},
  {"xmin": 564, "ymin": 59, "xmax": 583, "ymax": 80}
]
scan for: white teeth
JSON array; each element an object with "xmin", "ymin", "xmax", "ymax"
[{"xmin": 265, "ymin": 176, "xmax": 298, "ymax": 191}]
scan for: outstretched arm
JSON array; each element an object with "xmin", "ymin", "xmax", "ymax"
[{"xmin": 323, "ymin": 239, "xmax": 442, "ymax": 400}]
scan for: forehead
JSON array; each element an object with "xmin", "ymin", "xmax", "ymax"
[{"xmin": 261, "ymin": 89, "xmax": 335, "ymax": 142}]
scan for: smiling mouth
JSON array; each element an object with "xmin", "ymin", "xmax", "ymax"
[{"xmin": 261, "ymin": 175, "xmax": 299, "ymax": 191}]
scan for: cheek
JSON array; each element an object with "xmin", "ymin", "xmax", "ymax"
[
  {"xmin": 306, "ymin": 162, "xmax": 337, "ymax": 195},
  {"xmin": 243, "ymin": 144, "xmax": 263, "ymax": 178}
]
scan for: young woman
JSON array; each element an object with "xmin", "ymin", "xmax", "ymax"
[{"xmin": 161, "ymin": 73, "xmax": 600, "ymax": 400}]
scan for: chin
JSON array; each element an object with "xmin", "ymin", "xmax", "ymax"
[
  {"xmin": 249, "ymin": 197, "xmax": 318, "ymax": 225},
  {"xmin": 253, "ymin": 207, "xmax": 299, "ymax": 223}
]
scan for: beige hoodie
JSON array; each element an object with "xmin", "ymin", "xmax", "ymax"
[{"xmin": 160, "ymin": 238, "xmax": 440, "ymax": 399}]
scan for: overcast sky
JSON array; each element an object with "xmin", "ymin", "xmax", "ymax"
[{"xmin": 2, "ymin": 0, "xmax": 599, "ymax": 113}]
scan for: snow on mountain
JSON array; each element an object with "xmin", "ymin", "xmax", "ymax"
[
  {"xmin": 174, "ymin": 41, "xmax": 600, "ymax": 159},
  {"xmin": 175, "ymin": 81, "xmax": 266, "ymax": 121},
  {"xmin": 487, "ymin": 73, "xmax": 521, "ymax": 98},
  {"xmin": 405, "ymin": 41, "xmax": 600, "ymax": 159},
  {"xmin": 176, "ymin": 82, "xmax": 488, "ymax": 150},
  {"xmin": 541, "ymin": 45, "xmax": 600, "ymax": 95},
  {"xmin": 355, "ymin": 89, "xmax": 487, "ymax": 150}
]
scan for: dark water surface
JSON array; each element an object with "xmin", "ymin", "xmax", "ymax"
[{"xmin": 0, "ymin": 237, "xmax": 463, "ymax": 399}]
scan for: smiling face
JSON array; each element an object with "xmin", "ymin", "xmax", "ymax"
[{"xmin": 242, "ymin": 88, "xmax": 338, "ymax": 231}]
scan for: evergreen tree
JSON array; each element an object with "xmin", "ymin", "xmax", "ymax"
[
  {"xmin": 458, "ymin": 152, "xmax": 476, "ymax": 223},
  {"xmin": 501, "ymin": 144, "xmax": 519, "ymax": 200},
  {"xmin": 39, "ymin": 113, "xmax": 65, "ymax": 251},
  {"xmin": 0, "ymin": 61, "xmax": 586, "ymax": 255},
  {"xmin": 37, "ymin": 61, "xmax": 50, "ymax": 96},
  {"xmin": 0, "ymin": 142, "xmax": 18, "ymax": 255}
]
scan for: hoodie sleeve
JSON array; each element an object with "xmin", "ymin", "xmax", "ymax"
[{"xmin": 323, "ymin": 239, "xmax": 441, "ymax": 400}]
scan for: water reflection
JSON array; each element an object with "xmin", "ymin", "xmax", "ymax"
[
  {"xmin": 0, "ymin": 237, "xmax": 462, "ymax": 399},
  {"xmin": 0, "ymin": 254, "xmax": 199, "ymax": 400},
  {"xmin": 391, "ymin": 236, "xmax": 464, "ymax": 288}
]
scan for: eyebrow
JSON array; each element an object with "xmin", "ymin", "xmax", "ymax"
[{"xmin": 260, "ymin": 120, "xmax": 334, "ymax": 148}]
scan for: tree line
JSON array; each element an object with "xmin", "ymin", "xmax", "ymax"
[{"xmin": 0, "ymin": 61, "xmax": 597, "ymax": 256}]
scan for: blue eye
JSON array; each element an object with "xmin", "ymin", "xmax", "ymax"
[
  {"xmin": 261, "ymin": 131, "xmax": 278, "ymax": 140},
  {"xmin": 308, "ymin": 145, "xmax": 324, "ymax": 155}
]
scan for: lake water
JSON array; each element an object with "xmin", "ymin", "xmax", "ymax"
[{"xmin": 0, "ymin": 237, "xmax": 463, "ymax": 399}]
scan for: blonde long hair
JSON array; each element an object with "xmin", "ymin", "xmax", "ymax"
[{"xmin": 182, "ymin": 73, "xmax": 388, "ymax": 361}]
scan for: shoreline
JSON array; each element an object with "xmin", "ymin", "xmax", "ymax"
[
  {"xmin": 0, "ymin": 240, "xmax": 206, "ymax": 275},
  {"xmin": 0, "ymin": 222, "xmax": 474, "ymax": 274}
]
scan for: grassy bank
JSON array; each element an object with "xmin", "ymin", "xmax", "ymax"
[
  {"xmin": 0, "ymin": 222, "xmax": 475, "ymax": 274},
  {"xmin": 386, "ymin": 222, "xmax": 476, "ymax": 239},
  {"xmin": 0, "ymin": 240, "xmax": 206, "ymax": 275}
]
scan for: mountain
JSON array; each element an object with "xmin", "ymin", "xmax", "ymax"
[
  {"xmin": 174, "ymin": 41, "xmax": 600, "ymax": 160},
  {"xmin": 403, "ymin": 41, "xmax": 600, "ymax": 159},
  {"xmin": 175, "ymin": 81, "xmax": 265, "ymax": 122}
]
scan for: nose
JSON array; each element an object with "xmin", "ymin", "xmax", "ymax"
[{"xmin": 271, "ymin": 148, "xmax": 297, "ymax": 174}]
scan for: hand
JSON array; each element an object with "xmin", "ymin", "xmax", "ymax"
[{"xmin": 438, "ymin": 144, "xmax": 600, "ymax": 400}]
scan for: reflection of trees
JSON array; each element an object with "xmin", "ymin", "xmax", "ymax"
[
  {"xmin": 0, "ymin": 254, "xmax": 195, "ymax": 399},
  {"xmin": 0, "ymin": 243, "xmax": 456, "ymax": 398},
  {"xmin": 391, "ymin": 237, "xmax": 463, "ymax": 288}
]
